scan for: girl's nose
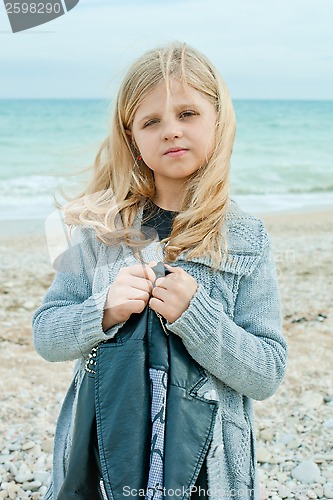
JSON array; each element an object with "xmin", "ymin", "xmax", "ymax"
[{"xmin": 161, "ymin": 120, "xmax": 183, "ymax": 140}]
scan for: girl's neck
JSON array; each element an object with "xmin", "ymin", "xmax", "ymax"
[{"xmin": 151, "ymin": 195, "xmax": 182, "ymax": 213}]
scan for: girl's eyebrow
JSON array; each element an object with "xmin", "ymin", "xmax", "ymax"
[{"xmin": 176, "ymin": 102, "xmax": 198, "ymax": 109}]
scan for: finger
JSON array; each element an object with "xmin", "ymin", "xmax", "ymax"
[
  {"xmin": 114, "ymin": 287, "xmax": 150, "ymax": 304},
  {"xmin": 127, "ymin": 288, "xmax": 151, "ymax": 302},
  {"xmin": 149, "ymin": 296, "xmax": 161, "ymax": 311},
  {"xmin": 126, "ymin": 263, "xmax": 156, "ymax": 283},
  {"xmin": 128, "ymin": 299, "xmax": 149, "ymax": 314},
  {"xmin": 164, "ymin": 263, "xmax": 181, "ymax": 273},
  {"xmin": 149, "ymin": 297, "xmax": 167, "ymax": 317},
  {"xmin": 143, "ymin": 262, "xmax": 157, "ymax": 282},
  {"xmin": 151, "ymin": 286, "xmax": 167, "ymax": 301},
  {"xmin": 127, "ymin": 275, "xmax": 153, "ymax": 294},
  {"xmin": 154, "ymin": 277, "xmax": 168, "ymax": 289}
]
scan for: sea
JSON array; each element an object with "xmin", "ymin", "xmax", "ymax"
[{"xmin": 0, "ymin": 99, "xmax": 332, "ymax": 221}]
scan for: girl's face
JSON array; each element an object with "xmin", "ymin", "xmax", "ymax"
[{"xmin": 130, "ymin": 78, "xmax": 217, "ymax": 187}]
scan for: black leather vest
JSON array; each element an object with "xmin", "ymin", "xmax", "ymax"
[{"xmin": 57, "ymin": 263, "xmax": 217, "ymax": 499}]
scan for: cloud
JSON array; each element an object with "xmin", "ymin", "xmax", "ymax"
[{"xmin": 1, "ymin": 0, "xmax": 332, "ymax": 98}]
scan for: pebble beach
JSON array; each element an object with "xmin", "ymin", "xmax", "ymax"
[{"xmin": 0, "ymin": 208, "xmax": 332, "ymax": 500}]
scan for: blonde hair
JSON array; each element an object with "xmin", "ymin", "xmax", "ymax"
[{"xmin": 62, "ymin": 42, "xmax": 236, "ymax": 271}]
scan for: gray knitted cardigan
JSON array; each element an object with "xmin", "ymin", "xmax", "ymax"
[{"xmin": 32, "ymin": 199, "xmax": 287, "ymax": 500}]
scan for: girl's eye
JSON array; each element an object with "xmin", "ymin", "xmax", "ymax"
[
  {"xmin": 179, "ymin": 110, "xmax": 197, "ymax": 119},
  {"xmin": 143, "ymin": 119, "xmax": 159, "ymax": 128}
]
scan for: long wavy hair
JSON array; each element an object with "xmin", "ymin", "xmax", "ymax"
[{"xmin": 62, "ymin": 42, "xmax": 236, "ymax": 271}]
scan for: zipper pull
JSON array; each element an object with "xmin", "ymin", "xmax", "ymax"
[{"xmin": 154, "ymin": 311, "xmax": 169, "ymax": 336}]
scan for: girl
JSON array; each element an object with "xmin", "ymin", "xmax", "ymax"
[{"xmin": 33, "ymin": 42, "xmax": 287, "ymax": 500}]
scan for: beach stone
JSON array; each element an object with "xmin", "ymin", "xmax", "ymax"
[
  {"xmin": 256, "ymin": 447, "xmax": 272, "ymax": 463},
  {"xmin": 277, "ymin": 484, "xmax": 290, "ymax": 498},
  {"xmin": 15, "ymin": 471, "xmax": 34, "ymax": 483},
  {"xmin": 282, "ymin": 461, "xmax": 297, "ymax": 471},
  {"xmin": 313, "ymin": 484, "xmax": 324, "ymax": 497},
  {"xmin": 22, "ymin": 480, "xmax": 42, "ymax": 492},
  {"xmin": 7, "ymin": 463, "xmax": 17, "ymax": 476},
  {"xmin": 324, "ymin": 482, "xmax": 333, "ymax": 499},
  {"xmin": 17, "ymin": 463, "xmax": 31, "ymax": 474},
  {"xmin": 34, "ymin": 470, "xmax": 49, "ymax": 483},
  {"xmin": 299, "ymin": 392, "xmax": 323, "ymax": 408},
  {"xmin": 21, "ymin": 440, "xmax": 35, "ymax": 451},
  {"xmin": 323, "ymin": 469, "xmax": 333, "ymax": 479},
  {"xmin": 267, "ymin": 478, "xmax": 279, "ymax": 490},
  {"xmin": 286, "ymin": 438, "xmax": 300, "ymax": 450},
  {"xmin": 291, "ymin": 461, "xmax": 321, "ymax": 484},
  {"xmin": 259, "ymin": 484, "xmax": 269, "ymax": 499},
  {"xmin": 30, "ymin": 444, "xmax": 42, "ymax": 458},
  {"xmin": 280, "ymin": 433, "xmax": 295, "ymax": 445},
  {"xmin": 16, "ymin": 489, "xmax": 28, "ymax": 498},
  {"xmin": 258, "ymin": 468, "xmax": 267, "ymax": 482},
  {"xmin": 34, "ymin": 455, "xmax": 46, "ymax": 469},
  {"xmin": 41, "ymin": 438, "xmax": 53, "ymax": 454},
  {"xmin": 284, "ymin": 479, "xmax": 297, "ymax": 490},
  {"xmin": 3, "ymin": 282, "xmax": 13, "ymax": 288},
  {"xmin": 305, "ymin": 490, "xmax": 317, "ymax": 499},
  {"xmin": 7, "ymin": 443, "xmax": 19, "ymax": 452},
  {"xmin": 22, "ymin": 301, "xmax": 35, "ymax": 310},
  {"xmin": 323, "ymin": 418, "xmax": 333, "ymax": 429},
  {"xmin": 39, "ymin": 485, "xmax": 48, "ymax": 496},
  {"xmin": 260, "ymin": 428, "xmax": 275, "ymax": 441},
  {"xmin": 276, "ymin": 472, "xmax": 289, "ymax": 485},
  {"xmin": 6, "ymin": 482, "xmax": 19, "ymax": 500},
  {"xmin": 0, "ymin": 491, "xmax": 9, "ymax": 499}
]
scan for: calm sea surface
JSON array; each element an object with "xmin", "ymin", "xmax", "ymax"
[{"xmin": 0, "ymin": 99, "xmax": 332, "ymax": 219}]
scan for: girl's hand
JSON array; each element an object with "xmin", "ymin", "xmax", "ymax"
[
  {"xmin": 149, "ymin": 264, "xmax": 199, "ymax": 323},
  {"xmin": 102, "ymin": 262, "xmax": 157, "ymax": 331}
]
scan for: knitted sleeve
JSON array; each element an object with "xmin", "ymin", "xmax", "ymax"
[
  {"xmin": 32, "ymin": 228, "xmax": 125, "ymax": 362},
  {"xmin": 165, "ymin": 236, "xmax": 287, "ymax": 401}
]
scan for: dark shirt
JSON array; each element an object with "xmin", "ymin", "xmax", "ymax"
[{"xmin": 142, "ymin": 201, "xmax": 178, "ymax": 241}]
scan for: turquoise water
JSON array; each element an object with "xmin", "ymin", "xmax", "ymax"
[{"xmin": 0, "ymin": 99, "xmax": 332, "ymax": 219}]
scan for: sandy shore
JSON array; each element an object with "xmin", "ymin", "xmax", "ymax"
[{"xmin": 0, "ymin": 209, "xmax": 332, "ymax": 499}]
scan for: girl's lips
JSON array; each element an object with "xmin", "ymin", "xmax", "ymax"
[{"xmin": 164, "ymin": 148, "xmax": 188, "ymax": 158}]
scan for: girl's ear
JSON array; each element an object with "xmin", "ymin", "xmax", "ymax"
[{"xmin": 125, "ymin": 129, "xmax": 138, "ymax": 150}]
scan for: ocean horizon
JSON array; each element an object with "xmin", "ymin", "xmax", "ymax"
[{"xmin": 1, "ymin": 98, "xmax": 332, "ymax": 220}]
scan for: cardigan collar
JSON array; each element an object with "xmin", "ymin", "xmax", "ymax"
[{"xmin": 120, "ymin": 199, "xmax": 261, "ymax": 277}]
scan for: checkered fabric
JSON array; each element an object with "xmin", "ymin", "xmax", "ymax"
[{"xmin": 145, "ymin": 368, "xmax": 168, "ymax": 499}]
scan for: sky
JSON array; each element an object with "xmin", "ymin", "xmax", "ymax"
[{"xmin": 0, "ymin": 0, "xmax": 332, "ymax": 99}]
